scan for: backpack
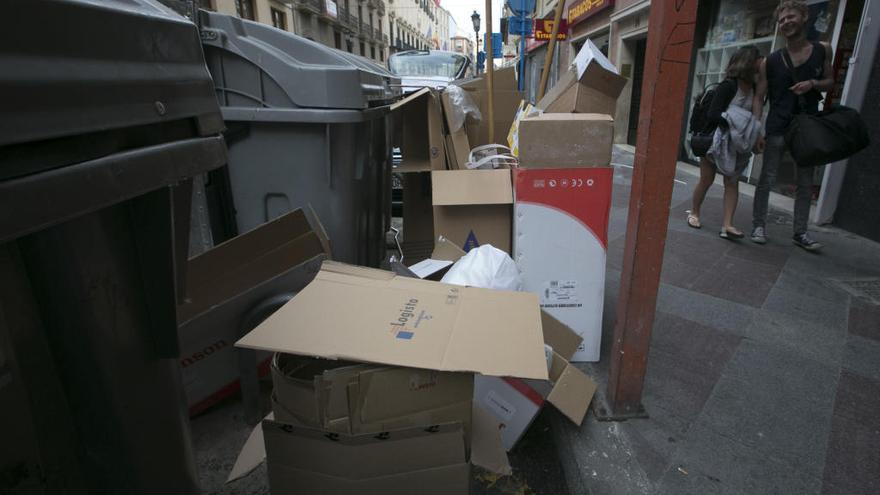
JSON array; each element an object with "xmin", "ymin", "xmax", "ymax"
[{"xmin": 689, "ymin": 82, "xmax": 720, "ymax": 135}]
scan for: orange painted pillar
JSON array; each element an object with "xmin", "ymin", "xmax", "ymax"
[{"xmin": 607, "ymin": 0, "xmax": 700, "ymax": 417}]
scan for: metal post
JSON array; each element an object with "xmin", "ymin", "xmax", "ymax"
[
  {"xmin": 485, "ymin": 0, "xmax": 495, "ymax": 143},
  {"xmin": 518, "ymin": 20, "xmax": 526, "ymax": 92},
  {"xmin": 605, "ymin": 0, "xmax": 699, "ymax": 418},
  {"xmin": 536, "ymin": 0, "xmax": 564, "ymax": 101}
]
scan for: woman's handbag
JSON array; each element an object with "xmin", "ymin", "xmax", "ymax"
[
  {"xmin": 690, "ymin": 132, "xmax": 714, "ymax": 158},
  {"xmin": 782, "ymin": 49, "xmax": 870, "ymax": 168}
]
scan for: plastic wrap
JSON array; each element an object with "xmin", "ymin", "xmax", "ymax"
[{"xmin": 445, "ymin": 85, "xmax": 482, "ymax": 132}]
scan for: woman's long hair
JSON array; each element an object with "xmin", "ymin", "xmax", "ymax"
[{"xmin": 726, "ymin": 45, "xmax": 761, "ymax": 82}]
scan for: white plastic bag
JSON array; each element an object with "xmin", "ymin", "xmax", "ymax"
[
  {"xmin": 465, "ymin": 144, "xmax": 519, "ymax": 170},
  {"xmin": 444, "ymin": 85, "xmax": 482, "ymax": 132},
  {"xmin": 440, "ymin": 244, "xmax": 520, "ymax": 291}
]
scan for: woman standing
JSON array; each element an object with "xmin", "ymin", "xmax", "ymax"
[{"xmin": 688, "ymin": 45, "xmax": 764, "ymax": 239}]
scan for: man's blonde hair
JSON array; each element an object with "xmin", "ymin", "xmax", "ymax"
[{"xmin": 775, "ymin": 0, "xmax": 809, "ymax": 21}]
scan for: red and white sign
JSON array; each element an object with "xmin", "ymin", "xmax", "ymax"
[
  {"xmin": 514, "ymin": 168, "xmax": 613, "ymax": 362},
  {"xmin": 533, "ymin": 18, "xmax": 568, "ymax": 41}
]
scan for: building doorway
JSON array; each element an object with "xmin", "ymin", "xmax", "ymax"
[{"xmin": 627, "ymin": 37, "xmax": 648, "ymax": 145}]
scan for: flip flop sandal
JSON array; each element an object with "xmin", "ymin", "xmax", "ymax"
[
  {"xmin": 687, "ymin": 213, "xmax": 701, "ymax": 229},
  {"xmin": 719, "ymin": 228, "xmax": 744, "ymax": 240}
]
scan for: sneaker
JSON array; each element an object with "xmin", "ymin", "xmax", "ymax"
[
  {"xmin": 793, "ymin": 233, "xmax": 823, "ymax": 252},
  {"xmin": 750, "ymin": 227, "xmax": 767, "ymax": 244}
]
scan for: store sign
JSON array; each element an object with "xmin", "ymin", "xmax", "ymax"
[
  {"xmin": 568, "ymin": 0, "xmax": 613, "ymax": 27},
  {"xmin": 534, "ymin": 19, "xmax": 568, "ymax": 41},
  {"xmin": 325, "ymin": 0, "xmax": 338, "ymax": 19}
]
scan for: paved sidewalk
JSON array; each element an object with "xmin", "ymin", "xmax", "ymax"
[{"xmin": 554, "ymin": 146, "xmax": 880, "ymax": 494}]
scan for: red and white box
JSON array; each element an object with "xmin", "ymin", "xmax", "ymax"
[{"xmin": 513, "ymin": 168, "xmax": 613, "ymax": 362}]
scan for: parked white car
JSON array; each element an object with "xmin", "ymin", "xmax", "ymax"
[{"xmin": 388, "ymin": 50, "xmax": 471, "ymax": 93}]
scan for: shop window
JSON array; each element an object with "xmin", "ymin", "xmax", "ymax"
[
  {"xmin": 235, "ymin": 0, "xmax": 255, "ymax": 20},
  {"xmin": 270, "ymin": 8, "xmax": 287, "ymax": 30}
]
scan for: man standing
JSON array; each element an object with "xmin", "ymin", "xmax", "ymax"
[{"xmin": 751, "ymin": 0, "xmax": 834, "ymax": 251}]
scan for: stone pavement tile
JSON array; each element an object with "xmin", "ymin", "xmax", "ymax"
[
  {"xmin": 657, "ymin": 425, "xmax": 822, "ymax": 495},
  {"xmin": 848, "ymin": 299, "xmax": 880, "ymax": 341},
  {"xmin": 774, "ymin": 270, "xmax": 852, "ymax": 307},
  {"xmin": 783, "ymin": 249, "xmax": 866, "ymax": 280},
  {"xmin": 689, "ymin": 254, "xmax": 782, "ymax": 307},
  {"xmin": 842, "ymin": 335, "xmax": 880, "ymax": 382},
  {"xmin": 743, "ymin": 309, "xmax": 847, "ymax": 367},
  {"xmin": 761, "ymin": 285, "xmax": 849, "ymax": 332},
  {"xmin": 621, "ymin": 418, "xmax": 679, "ymax": 484},
  {"xmin": 821, "ymin": 370, "xmax": 880, "ymax": 495},
  {"xmin": 692, "ymin": 341, "xmax": 838, "ymax": 475},
  {"xmin": 691, "ymin": 193, "xmax": 755, "ymax": 234},
  {"xmin": 724, "ymin": 237, "xmax": 792, "ymax": 268},
  {"xmin": 655, "ymin": 283, "xmax": 756, "ymax": 336}
]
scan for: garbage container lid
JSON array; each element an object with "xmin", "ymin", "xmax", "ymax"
[
  {"xmin": 200, "ymin": 10, "xmax": 401, "ymax": 111},
  {"xmin": 0, "ymin": 0, "xmax": 223, "ymax": 148}
]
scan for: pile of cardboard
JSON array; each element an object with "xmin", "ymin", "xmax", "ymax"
[
  {"xmin": 513, "ymin": 39, "xmax": 626, "ymax": 363},
  {"xmin": 391, "ymin": 66, "xmax": 523, "ymax": 263}
]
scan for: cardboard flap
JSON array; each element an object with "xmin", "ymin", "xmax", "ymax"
[
  {"xmin": 431, "ymin": 170, "xmax": 513, "ymax": 206},
  {"xmin": 432, "ymin": 236, "xmax": 467, "ymax": 262},
  {"xmin": 357, "ymin": 368, "xmax": 473, "ymax": 424},
  {"xmin": 227, "ymin": 412, "xmax": 273, "ymax": 483},
  {"xmin": 390, "ymin": 87, "xmax": 432, "ymax": 110},
  {"xmin": 320, "ymin": 260, "xmax": 396, "ymax": 280},
  {"xmin": 391, "ymin": 88, "xmax": 447, "ymax": 172},
  {"xmin": 237, "ymin": 261, "xmax": 549, "ymax": 380},
  {"xmin": 546, "ymin": 363, "xmax": 596, "ymax": 426},
  {"xmin": 540, "ymin": 311, "xmax": 583, "ymax": 361},
  {"xmin": 470, "ymin": 404, "xmax": 512, "ymax": 476}
]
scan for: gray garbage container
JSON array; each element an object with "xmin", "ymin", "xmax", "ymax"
[
  {"xmin": 0, "ymin": 1, "xmax": 226, "ymax": 493},
  {"xmin": 199, "ymin": 11, "xmax": 401, "ymax": 267}
]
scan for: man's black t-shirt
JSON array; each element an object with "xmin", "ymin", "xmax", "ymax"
[{"xmin": 765, "ymin": 41, "xmax": 826, "ymax": 136}]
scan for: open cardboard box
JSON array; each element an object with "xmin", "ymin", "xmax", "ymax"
[
  {"xmin": 440, "ymin": 91, "xmax": 471, "ymax": 170},
  {"xmin": 391, "ymin": 87, "xmax": 448, "ymax": 172},
  {"xmin": 536, "ymin": 39, "xmax": 627, "ymax": 117},
  {"xmin": 474, "ymin": 311, "xmax": 597, "ymax": 450},
  {"xmin": 177, "ymin": 208, "xmax": 330, "ymax": 415},
  {"xmin": 431, "ymin": 169, "xmax": 513, "ymax": 254},
  {"xmin": 407, "ymin": 235, "xmax": 467, "ymax": 280}
]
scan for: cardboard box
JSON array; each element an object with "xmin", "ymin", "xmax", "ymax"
[
  {"xmin": 474, "ymin": 311, "xmax": 597, "ymax": 450},
  {"xmin": 401, "ymin": 172, "xmax": 435, "ymax": 264},
  {"xmin": 263, "ymin": 420, "xmax": 470, "ymax": 495},
  {"xmin": 536, "ymin": 40, "xmax": 627, "ymax": 117},
  {"xmin": 517, "ymin": 113, "xmax": 614, "ymax": 169},
  {"xmin": 440, "ymin": 91, "xmax": 472, "ymax": 170},
  {"xmin": 513, "ymin": 167, "xmax": 613, "ymax": 362},
  {"xmin": 455, "ymin": 67, "xmax": 524, "ymax": 148},
  {"xmin": 177, "ymin": 208, "xmax": 330, "ymax": 415},
  {"xmin": 236, "ymin": 260, "xmax": 549, "ymax": 380},
  {"xmin": 391, "ymin": 88, "xmax": 448, "ymax": 172},
  {"xmin": 431, "ymin": 169, "xmax": 513, "ymax": 254},
  {"xmin": 271, "ymin": 354, "xmax": 474, "ymax": 436}
]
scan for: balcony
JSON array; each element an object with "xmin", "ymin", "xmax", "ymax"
[
  {"xmin": 359, "ymin": 21, "xmax": 371, "ymax": 38},
  {"xmin": 377, "ymin": 0, "xmax": 385, "ymax": 15},
  {"xmin": 295, "ymin": 0, "xmax": 322, "ymax": 14},
  {"xmin": 374, "ymin": 27, "xmax": 382, "ymax": 40}
]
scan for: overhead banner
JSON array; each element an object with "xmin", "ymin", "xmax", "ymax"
[{"xmin": 567, "ymin": 0, "xmax": 613, "ymax": 27}]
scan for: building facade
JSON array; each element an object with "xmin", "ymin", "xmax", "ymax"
[
  {"xmin": 388, "ymin": 0, "xmax": 437, "ymax": 53},
  {"xmin": 203, "ymin": 0, "xmax": 390, "ymax": 64}
]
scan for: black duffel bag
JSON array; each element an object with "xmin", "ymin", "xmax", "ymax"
[
  {"xmin": 782, "ymin": 49, "xmax": 870, "ymax": 168},
  {"xmin": 786, "ymin": 104, "xmax": 870, "ymax": 168}
]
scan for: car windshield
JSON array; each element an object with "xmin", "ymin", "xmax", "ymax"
[{"xmin": 389, "ymin": 51, "xmax": 467, "ymax": 79}]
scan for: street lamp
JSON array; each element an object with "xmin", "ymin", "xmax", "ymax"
[{"xmin": 471, "ymin": 10, "xmax": 480, "ymax": 74}]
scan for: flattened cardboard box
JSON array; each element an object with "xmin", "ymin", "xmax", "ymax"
[
  {"xmin": 263, "ymin": 420, "xmax": 470, "ymax": 495},
  {"xmin": 401, "ymin": 172, "xmax": 435, "ymax": 264},
  {"xmin": 431, "ymin": 169, "xmax": 513, "ymax": 254},
  {"xmin": 177, "ymin": 208, "xmax": 329, "ymax": 414},
  {"xmin": 455, "ymin": 66, "xmax": 523, "ymax": 148},
  {"xmin": 518, "ymin": 113, "xmax": 614, "ymax": 169},
  {"xmin": 236, "ymin": 260, "xmax": 548, "ymax": 380},
  {"xmin": 536, "ymin": 40, "xmax": 627, "ymax": 117},
  {"xmin": 514, "ymin": 167, "xmax": 613, "ymax": 362},
  {"xmin": 474, "ymin": 311, "xmax": 597, "ymax": 450},
  {"xmin": 391, "ymin": 87, "xmax": 448, "ymax": 172}
]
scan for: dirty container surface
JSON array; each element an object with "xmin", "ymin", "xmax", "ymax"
[{"xmin": 201, "ymin": 11, "xmax": 401, "ymax": 267}]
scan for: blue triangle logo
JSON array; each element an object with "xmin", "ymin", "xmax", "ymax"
[{"xmin": 463, "ymin": 230, "xmax": 480, "ymax": 252}]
